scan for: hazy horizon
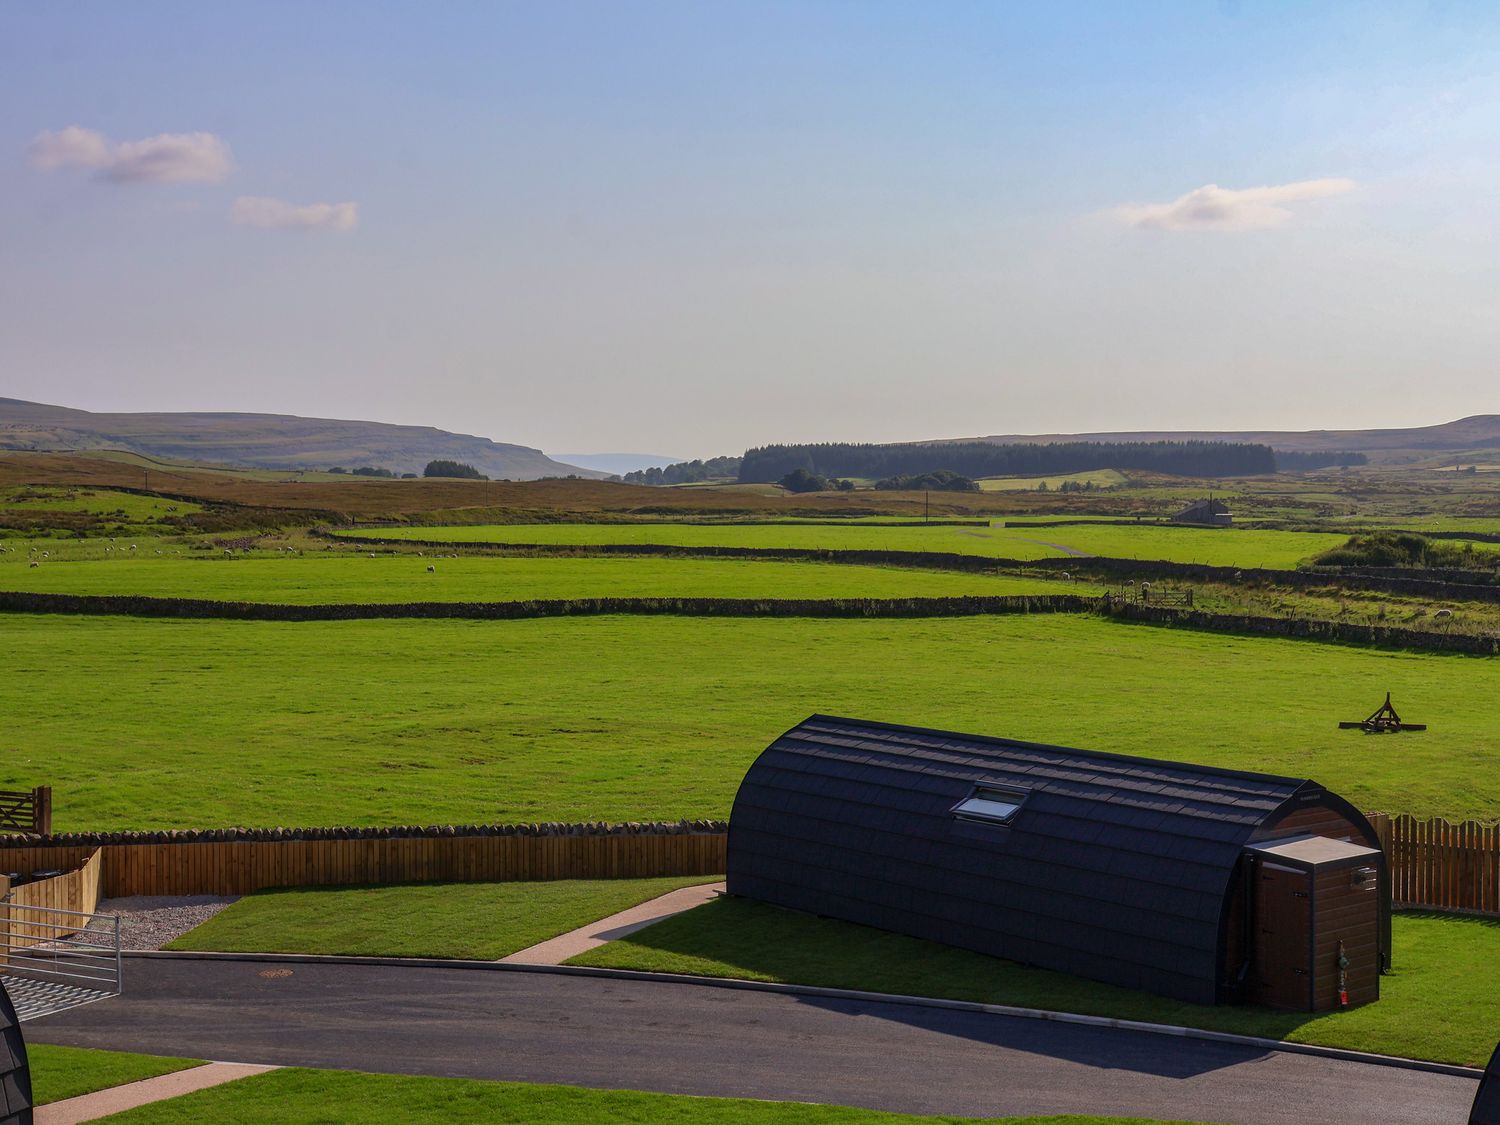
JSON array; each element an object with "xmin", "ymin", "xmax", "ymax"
[{"xmin": 6, "ymin": 2, "xmax": 1500, "ymax": 458}]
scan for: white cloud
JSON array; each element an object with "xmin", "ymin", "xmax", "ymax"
[
  {"xmin": 28, "ymin": 126, "xmax": 232, "ymax": 184},
  {"xmin": 229, "ymin": 196, "xmax": 358, "ymax": 231},
  {"xmin": 1114, "ymin": 178, "xmax": 1357, "ymax": 230}
]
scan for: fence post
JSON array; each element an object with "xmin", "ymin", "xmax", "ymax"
[{"xmin": 33, "ymin": 787, "xmax": 51, "ymax": 837}]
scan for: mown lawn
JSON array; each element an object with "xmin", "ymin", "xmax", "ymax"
[
  {"xmin": 94, "ymin": 1066, "xmax": 1203, "ymax": 1124},
  {"xmin": 0, "ymin": 553, "xmax": 1092, "ymax": 604},
  {"xmin": 571, "ymin": 899, "xmax": 1500, "ymax": 1067},
  {"xmin": 165, "ymin": 876, "xmax": 719, "ymax": 958},
  {"xmin": 2, "ymin": 612, "xmax": 1496, "ymax": 830},
  {"xmin": 344, "ymin": 522, "xmax": 1349, "ymax": 569},
  {"xmin": 29, "ymin": 1044, "xmax": 202, "ymax": 1104}
]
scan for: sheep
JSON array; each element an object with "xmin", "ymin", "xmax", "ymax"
[
  {"xmin": 427, "ymin": 565, "xmax": 435, "ymax": 573},
  {"xmin": 1434, "ymin": 608, "xmax": 1454, "ymax": 620},
  {"xmin": 28, "ymin": 561, "xmax": 38, "ymax": 569}
]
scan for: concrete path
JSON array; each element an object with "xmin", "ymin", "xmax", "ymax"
[
  {"xmin": 500, "ymin": 881, "xmax": 723, "ymax": 964},
  {"xmin": 36, "ymin": 1061, "xmax": 277, "ymax": 1125},
  {"xmin": 26, "ymin": 957, "xmax": 1479, "ymax": 1124}
]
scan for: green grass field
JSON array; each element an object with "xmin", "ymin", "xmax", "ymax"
[
  {"xmin": 94, "ymin": 1067, "xmax": 1198, "ymax": 1124},
  {"xmin": 30, "ymin": 1044, "xmax": 203, "ymax": 1104},
  {"xmin": 166, "ymin": 876, "xmax": 719, "ymax": 958},
  {"xmin": 0, "ymin": 554, "xmax": 1092, "ymax": 604},
  {"xmin": 572, "ymin": 899, "xmax": 1500, "ymax": 1067},
  {"xmin": 343, "ymin": 523, "xmax": 1349, "ymax": 569},
  {"xmin": 3, "ymin": 612, "xmax": 1496, "ymax": 830},
  {"xmin": 978, "ymin": 469, "xmax": 1128, "ymax": 492},
  {"xmin": 0, "ymin": 486, "xmax": 202, "ymax": 521}
]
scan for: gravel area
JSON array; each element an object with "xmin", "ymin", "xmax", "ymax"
[{"xmin": 90, "ymin": 895, "xmax": 240, "ymax": 950}]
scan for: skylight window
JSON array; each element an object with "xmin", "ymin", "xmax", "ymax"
[{"xmin": 952, "ymin": 786, "xmax": 1028, "ymax": 824}]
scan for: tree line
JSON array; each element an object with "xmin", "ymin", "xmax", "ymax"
[
  {"xmin": 621, "ymin": 456, "xmax": 741, "ymax": 485},
  {"xmin": 739, "ymin": 440, "xmax": 1278, "ymax": 483}
]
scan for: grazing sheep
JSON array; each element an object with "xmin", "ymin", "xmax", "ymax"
[
  {"xmin": 28, "ymin": 561, "xmax": 38, "ymax": 568},
  {"xmin": 427, "ymin": 565, "xmax": 435, "ymax": 573},
  {"xmin": 1434, "ymin": 608, "xmax": 1453, "ymax": 619}
]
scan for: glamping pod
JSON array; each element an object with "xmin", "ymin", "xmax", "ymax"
[
  {"xmin": 0, "ymin": 980, "xmax": 32, "ymax": 1124},
  {"xmin": 727, "ymin": 716, "xmax": 1388, "ymax": 1009}
]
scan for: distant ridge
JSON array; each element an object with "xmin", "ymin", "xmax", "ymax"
[
  {"xmin": 942, "ymin": 415, "xmax": 1500, "ymax": 462},
  {"xmin": 554, "ymin": 453, "xmax": 684, "ymax": 475},
  {"xmin": 0, "ymin": 399, "xmax": 607, "ymax": 480}
]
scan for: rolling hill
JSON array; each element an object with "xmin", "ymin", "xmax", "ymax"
[
  {"xmin": 945, "ymin": 416, "xmax": 1500, "ymax": 463},
  {"xmin": 0, "ymin": 399, "xmax": 606, "ymax": 481}
]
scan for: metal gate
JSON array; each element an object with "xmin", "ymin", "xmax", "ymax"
[{"xmin": 0, "ymin": 902, "xmax": 122, "ymax": 1021}]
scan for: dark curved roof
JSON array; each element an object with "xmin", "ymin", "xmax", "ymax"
[{"xmin": 728, "ymin": 715, "xmax": 1326, "ymax": 1004}]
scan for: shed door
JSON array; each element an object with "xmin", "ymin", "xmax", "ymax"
[{"xmin": 1252, "ymin": 861, "xmax": 1312, "ymax": 1011}]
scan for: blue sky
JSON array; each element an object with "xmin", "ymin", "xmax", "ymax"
[{"xmin": 4, "ymin": 2, "xmax": 1499, "ymax": 457}]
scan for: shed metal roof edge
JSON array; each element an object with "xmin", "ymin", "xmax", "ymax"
[{"xmin": 793, "ymin": 714, "xmax": 1317, "ymax": 792}]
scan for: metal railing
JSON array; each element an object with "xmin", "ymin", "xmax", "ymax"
[{"xmin": 1, "ymin": 901, "xmax": 121, "ymax": 1021}]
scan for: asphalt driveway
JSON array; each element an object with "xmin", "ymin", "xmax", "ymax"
[{"xmin": 28, "ymin": 958, "xmax": 1478, "ymax": 1124}]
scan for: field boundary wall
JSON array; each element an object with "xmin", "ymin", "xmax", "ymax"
[
  {"xmin": 324, "ymin": 529, "xmax": 1500, "ymax": 602},
  {"xmin": 1101, "ymin": 601, "xmax": 1500, "ymax": 655},
  {"xmin": 0, "ymin": 589, "xmax": 1094, "ymax": 622}
]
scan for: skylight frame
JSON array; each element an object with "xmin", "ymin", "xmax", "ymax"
[{"xmin": 950, "ymin": 784, "xmax": 1029, "ymax": 825}]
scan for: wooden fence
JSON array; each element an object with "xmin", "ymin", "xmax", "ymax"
[
  {"xmin": 1368, "ymin": 813, "xmax": 1500, "ymax": 916},
  {"xmin": 0, "ymin": 848, "xmax": 102, "ymax": 948},
  {"xmin": 0, "ymin": 833, "xmax": 726, "ymax": 899},
  {"xmin": 0, "ymin": 788, "xmax": 51, "ymax": 836},
  {"xmin": 0, "ymin": 817, "xmax": 1491, "ymax": 916}
]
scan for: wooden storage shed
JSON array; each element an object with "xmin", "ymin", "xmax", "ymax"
[{"xmin": 727, "ymin": 716, "xmax": 1388, "ymax": 1009}]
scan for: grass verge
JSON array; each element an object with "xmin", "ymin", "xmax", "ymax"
[
  {"xmin": 29, "ymin": 1043, "xmax": 202, "ymax": 1105},
  {"xmin": 569, "ymin": 899, "xmax": 1500, "ymax": 1068},
  {"xmin": 165, "ymin": 876, "xmax": 719, "ymax": 959},
  {"xmin": 92, "ymin": 1066, "xmax": 1203, "ymax": 1123}
]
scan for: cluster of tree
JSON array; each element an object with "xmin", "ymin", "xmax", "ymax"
[
  {"xmin": 1048, "ymin": 479, "xmax": 1100, "ymax": 493},
  {"xmin": 739, "ymin": 440, "xmax": 1276, "ymax": 483},
  {"xmin": 779, "ymin": 468, "xmax": 856, "ymax": 493},
  {"xmin": 1313, "ymin": 532, "xmax": 1499, "ymax": 570},
  {"xmin": 873, "ymin": 470, "xmax": 979, "ymax": 492},
  {"xmin": 1273, "ymin": 450, "xmax": 1369, "ymax": 471},
  {"xmin": 327, "ymin": 465, "xmax": 403, "ymax": 477},
  {"xmin": 621, "ymin": 456, "xmax": 742, "ymax": 486},
  {"xmin": 423, "ymin": 460, "xmax": 488, "ymax": 480}
]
